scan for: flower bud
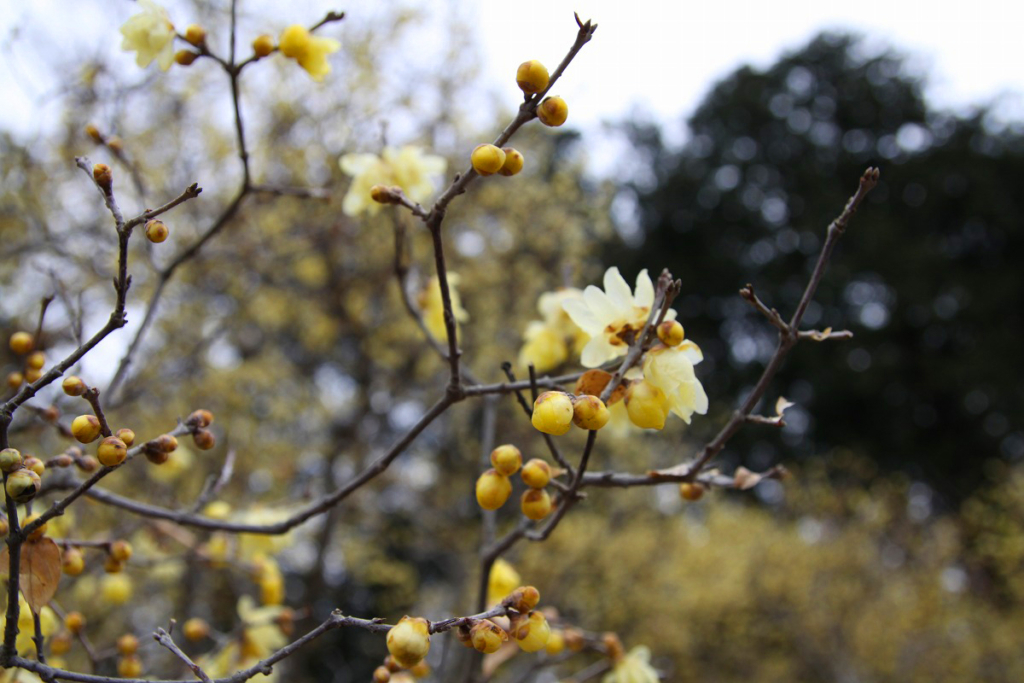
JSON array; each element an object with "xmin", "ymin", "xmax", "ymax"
[
  {"xmin": 79, "ymin": 455, "xmax": 100, "ymax": 472},
  {"xmin": 175, "ymin": 50, "xmax": 198, "ymax": 66},
  {"xmin": 116, "ymin": 428, "xmax": 136, "ymax": 447},
  {"xmin": 679, "ymin": 482, "xmax": 704, "ymax": 501},
  {"xmin": 107, "ymin": 136, "xmax": 123, "ymax": 153},
  {"xmin": 146, "ymin": 449, "xmax": 170, "ymax": 465},
  {"xmin": 151, "ymin": 434, "xmax": 178, "ymax": 453},
  {"xmin": 117, "ymin": 634, "xmax": 139, "ymax": 656},
  {"xmin": 111, "ymin": 540, "xmax": 133, "ymax": 562},
  {"xmin": 370, "ymin": 185, "xmax": 399, "ymax": 205},
  {"xmin": 531, "ymin": 391, "xmax": 573, "ymax": 435},
  {"xmin": 145, "ymin": 219, "xmax": 169, "ymax": 243},
  {"xmin": 516, "ymin": 60, "xmax": 549, "ymax": 94},
  {"xmin": 537, "ymin": 96, "xmax": 568, "ymax": 127},
  {"xmin": 0, "ymin": 448, "xmax": 23, "ymax": 473},
  {"xmin": 62, "ymin": 376, "xmax": 87, "ymax": 397},
  {"xmin": 6, "ymin": 469, "xmax": 41, "ymax": 503},
  {"xmin": 521, "ymin": 488, "xmax": 552, "ymax": 520},
  {"xmin": 511, "ymin": 611, "xmax": 550, "ymax": 652},
  {"xmin": 104, "ymin": 556, "xmax": 124, "ymax": 574},
  {"xmin": 23, "ymin": 456, "xmax": 45, "ymax": 477},
  {"xmin": 657, "ymin": 320, "xmax": 685, "ymax": 347},
  {"xmin": 504, "ymin": 585, "xmax": 540, "ymax": 613},
  {"xmin": 603, "ymin": 632, "xmax": 624, "ymax": 661},
  {"xmin": 101, "ymin": 574, "xmax": 133, "ymax": 604},
  {"xmin": 409, "ymin": 661, "xmax": 430, "ymax": 678},
  {"xmin": 93, "ymin": 163, "xmax": 113, "ymax": 192},
  {"xmin": 51, "ymin": 454, "xmax": 74, "ymax": 468},
  {"xmin": 470, "ymin": 144, "xmax": 506, "ymax": 176},
  {"xmin": 624, "ymin": 381, "xmax": 669, "ymax": 430},
  {"xmin": 184, "ymin": 24, "xmax": 207, "ymax": 46},
  {"xmin": 572, "ymin": 394, "xmax": 610, "ymax": 430},
  {"xmin": 373, "ymin": 666, "xmax": 392, "ymax": 683},
  {"xmin": 521, "ymin": 458, "xmax": 551, "ymax": 489},
  {"xmin": 470, "ymin": 620, "xmax": 507, "ymax": 654},
  {"xmin": 187, "ymin": 409, "xmax": 214, "ymax": 428},
  {"xmin": 97, "ymin": 437, "xmax": 128, "ymax": 467},
  {"xmin": 23, "ymin": 513, "xmax": 46, "ymax": 541},
  {"xmin": 26, "ymin": 351, "xmax": 45, "ymax": 370},
  {"xmin": 564, "ymin": 626, "xmax": 585, "ymax": 651},
  {"xmin": 490, "ymin": 444, "xmax": 522, "ymax": 476},
  {"xmin": 183, "ymin": 618, "xmax": 210, "ymax": 642},
  {"xmin": 386, "ymin": 616, "xmax": 431, "ymax": 669},
  {"xmin": 252, "ymin": 34, "xmax": 274, "ymax": 58},
  {"xmin": 62, "ymin": 547, "xmax": 85, "ymax": 576},
  {"xmin": 7, "ymin": 372, "xmax": 23, "ymax": 389},
  {"xmin": 117, "ymin": 655, "xmax": 143, "ymax": 678},
  {"xmin": 50, "ymin": 632, "xmax": 72, "ymax": 655},
  {"xmin": 24, "ymin": 368, "xmax": 42, "ymax": 383},
  {"xmin": 71, "ymin": 415, "xmax": 102, "ymax": 443},
  {"xmin": 545, "ymin": 629, "xmax": 566, "ymax": 655},
  {"xmin": 85, "ymin": 124, "xmax": 102, "ymax": 142},
  {"xmin": 8, "ymin": 331, "xmax": 33, "ymax": 355},
  {"xmin": 193, "ymin": 428, "xmax": 216, "ymax": 450},
  {"xmin": 498, "ymin": 148, "xmax": 524, "ymax": 176},
  {"xmin": 65, "ymin": 612, "xmax": 86, "ymax": 634},
  {"xmin": 475, "ymin": 469, "xmax": 512, "ymax": 510}
]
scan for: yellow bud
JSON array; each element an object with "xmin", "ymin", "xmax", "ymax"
[
  {"xmin": 6, "ymin": 469, "xmax": 41, "ymax": 503},
  {"xmin": 104, "ymin": 556, "xmax": 124, "ymax": 574},
  {"xmin": 679, "ymin": 482, "xmax": 704, "ymax": 501},
  {"xmin": 187, "ymin": 409, "xmax": 214, "ymax": 428},
  {"xmin": 175, "ymin": 50, "xmax": 198, "ymax": 66},
  {"xmin": 62, "ymin": 547, "xmax": 85, "ymax": 576},
  {"xmin": 117, "ymin": 655, "xmax": 143, "ymax": 678},
  {"xmin": 193, "ymin": 428, "xmax": 216, "ymax": 450},
  {"xmin": 279, "ymin": 25, "xmax": 310, "ymax": 59},
  {"xmin": 97, "ymin": 437, "xmax": 128, "ymax": 467},
  {"xmin": 603, "ymin": 632, "xmax": 625, "ymax": 661},
  {"xmin": 23, "ymin": 513, "xmax": 46, "ymax": 541},
  {"xmin": 511, "ymin": 611, "xmax": 550, "ymax": 652},
  {"xmin": 564, "ymin": 627, "xmax": 585, "ymax": 651},
  {"xmin": 9, "ymin": 331, "xmax": 34, "ymax": 355},
  {"xmin": 106, "ymin": 136, "xmax": 123, "ymax": 153},
  {"xmin": 71, "ymin": 415, "xmax": 102, "ymax": 443},
  {"xmin": 475, "ymin": 469, "xmax": 512, "ymax": 511},
  {"xmin": 386, "ymin": 616, "xmax": 431, "ymax": 669},
  {"xmin": 7, "ymin": 372, "xmax": 24, "ymax": 389},
  {"xmin": 370, "ymin": 184, "xmax": 399, "ymax": 205},
  {"xmin": 85, "ymin": 123, "xmax": 102, "ymax": 142},
  {"xmin": 521, "ymin": 458, "xmax": 551, "ymax": 489},
  {"xmin": 117, "ymin": 634, "xmax": 139, "ymax": 656},
  {"xmin": 516, "ymin": 60, "xmax": 550, "ymax": 94},
  {"xmin": 409, "ymin": 661, "xmax": 430, "ymax": 678},
  {"xmin": 545, "ymin": 629, "xmax": 566, "ymax": 655},
  {"xmin": 183, "ymin": 618, "xmax": 210, "ymax": 642},
  {"xmin": 24, "ymin": 367, "xmax": 42, "ymax": 383},
  {"xmin": 92, "ymin": 163, "xmax": 112, "ymax": 192},
  {"xmin": 65, "ymin": 612, "xmax": 86, "ymax": 634},
  {"xmin": 490, "ymin": 444, "xmax": 522, "ymax": 476},
  {"xmin": 498, "ymin": 148, "xmax": 524, "ymax": 176},
  {"xmin": 145, "ymin": 219, "xmax": 169, "ymax": 243},
  {"xmin": 624, "ymin": 381, "xmax": 669, "ymax": 430},
  {"xmin": 110, "ymin": 540, "xmax": 133, "ymax": 562},
  {"xmin": 521, "ymin": 488, "xmax": 552, "ymax": 521},
  {"xmin": 572, "ymin": 394, "xmax": 610, "ymax": 430},
  {"xmin": 470, "ymin": 620, "xmax": 507, "ymax": 654},
  {"xmin": 184, "ymin": 24, "xmax": 206, "ymax": 46},
  {"xmin": 50, "ymin": 632, "xmax": 73, "ymax": 656},
  {"xmin": 101, "ymin": 574, "xmax": 133, "ymax": 605},
  {"xmin": 373, "ymin": 666, "xmax": 392, "ymax": 683},
  {"xmin": 115, "ymin": 428, "xmax": 136, "ymax": 447},
  {"xmin": 505, "ymin": 585, "xmax": 540, "ymax": 613},
  {"xmin": 252, "ymin": 34, "xmax": 274, "ymax": 58},
  {"xmin": 204, "ymin": 501, "xmax": 232, "ymax": 519},
  {"xmin": 531, "ymin": 391, "xmax": 574, "ymax": 435},
  {"xmin": 470, "ymin": 144, "xmax": 506, "ymax": 176},
  {"xmin": 537, "ymin": 96, "xmax": 568, "ymax": 127},
  {"xmin": 26, "ymin": 351, "xmax": 45, "ymax": 370},
  {"xmin": 0, "ymin": 448, "xmax": 23, "ymax": 473},
  {"xmin": 657, "ymin": 320, "xmax": 685, "ymax": 346},
  {"xmin": 23, "ymin": 456, "xmax": 45, "ymax": 477},
  {"xmin": 62, "ymin": 376, "xmax": 87, "ymax": 396}
]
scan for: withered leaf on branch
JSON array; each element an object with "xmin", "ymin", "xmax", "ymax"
[
  {"xmin": 775, "ymin": 396, "xmax": 795, "ymax": 417},
  {"xmin": 733, "ymin": 466, "xmax": 763, "ymax": 491},
  {"xmin": 0, "ymin": 538, "xmax": 63, "ymax": 613}
]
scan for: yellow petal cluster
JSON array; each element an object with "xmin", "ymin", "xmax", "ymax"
[
  {"xmin": 278, "ymin": 25, "xmax": 341, "ymax": 82},
  {"xmin": 339, "ymin": 146, "xmax": 447, "ymax": 217},
  {"xmin": 419, "ymin": 273, "xmax": 469, "ymax": 342},
  {"xmin": 119, "ymin": 0, "xmax": 176, "ymax": 71},
  {"xmin": 641, "ymin": 341, "xmax": 708, "ymax": 424},
  {"xmin": 487, "ymin": 558, "xmax": 521, "ymax": 606},
  {"xmin": 602, "ymin": 646, "xmax": 659, "ymax": 683},
  {"xmin": 519, "ymin": 288, "xmax": 589, "ymax": 373},
  {"xmin": 562, "ymin": 267, "xmax": 677, "ymax": 367}
]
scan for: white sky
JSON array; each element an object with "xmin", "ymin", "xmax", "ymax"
[{"xmin": 1, "ymin": 0, "xmax": 1022, "ymax": 148}]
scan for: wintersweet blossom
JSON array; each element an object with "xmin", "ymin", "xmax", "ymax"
[
  {"xmin": 518, "ymin": 288, "xmax": 589, "ymax": 372},
  {"xmin": 562, "ymin": 267, "xmax": 677, "ymax": 368},
  {"xmin": 119, "ymin": 0, "xmax": 176, "ymax": 71},
  {"xmin": 602, "ymin": 646, "xmax": 660, "ymax": 683},
  {"xmin": 420, "ymin": 273, "xmax": 469, "ymax": 342},
  {"xmin": 278, "ymin": 25, "xmax": 340, "ymax": 82},
  {"xmin": 487, "ymin": 558, "xmax": 521, "ymax": 606},
  {"xmin": 642, "ymin": 340, "xmax": 708, "ymax": 424},
  {"xmin": 200, "ymin": 596, "xmax": 288, "ymax": 681},
  {"xmin": 339, "ymin": 146, "xmax": 447, "ymax": 216}
]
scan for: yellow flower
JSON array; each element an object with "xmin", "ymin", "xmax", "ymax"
[
  {"xmin": 518, "ymin": 288, "xmax": 589, "ymax": 373},
  {"xmin": 119, "ymin": 0, "xmax": 176, "ymax": 71},
  {"xmin": 339, "ymin": 146, "xmax": 447, "ymax": 217},
  {"xmin": 278, "ymin": 25, "xmax": 340, "ymax": 82},
  {"xmin": 419, "ymin": 273, "xmax": 468, "ymax": 342},
  {"xmin": 562, "ymin": 268, "xmax": 677, "ymax": 367},
  {"xmin": 0, "ymin": 596, "xmax": 58, "ymax": 656},
  {"xmin": 487, "ymin": 558, "xmax": 521, "ymax": 606},
  {"xmin": 642, "ymin": 341, "xmax": 708, "ymax": 424},
  {"xmin": 602, "ymin": 646, "xmax": 660, "ymax": 683},
  {"xmin": 199, "ymin": 596, "xmax": 287, "ymax": 682}
]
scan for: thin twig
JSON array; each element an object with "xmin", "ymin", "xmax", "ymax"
[{"xmin": 154, "ymin": 628, "xmax": 212, "ymax": 683}]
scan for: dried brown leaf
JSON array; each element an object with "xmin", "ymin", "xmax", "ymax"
[
  {"xmin": 733, "ymin": 466, "xmax": 763, "ymax": 491},
  {"xmin": 21, "ymin": 539, "xmax": 62, "ymax": 612},
  {"xmin": 775, "ymin": 396, "xmax": 795, "ymax": 417}
]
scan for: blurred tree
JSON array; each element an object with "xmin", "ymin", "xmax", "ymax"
[{"xmin": 616, "ymin": 33, "xmax": 1024, "ymax": 503}]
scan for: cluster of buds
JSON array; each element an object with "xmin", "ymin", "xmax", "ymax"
[
  {"xmin": 516, "ymin": 59, "xmax": 569, "ymax": 127},
  {"xmin": 186, "ymin": 408, "xmax": 216, "ymax": 450},
  {"xmin": 2, "ymin": 448, "xmax": 42, "ymax": 503},
  {"xmin": 475, "ymin": 446, "xmax": 556, "ymax": 521},
  {"xmin": 455, "ymin": 585, "xmax": 552, "ymax": 655},
  {"xmin": 6, "ymin": 331, "xmax": 46, "ymax": 388},
  {"xmin": 531, "ymin": 390, "xmax": 610, "ymax": 435},
  {"xmin": 470, "ymin": 144, "xmax": 525, "ymax": 177}
]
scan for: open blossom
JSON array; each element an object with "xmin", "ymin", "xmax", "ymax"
[
  {"xmin": 199, "ymin": 596, "xmax": 288, "ymax": 681},
  {"xmin": 278, "ymin": 25, "xmax": 340, "ymax": 82},
  {"xmin": 119, "ymin": 0, "xmax": 176, "ymax": 71},
  {"xmin": 562, "ymin": 267, "xmax": 676, "ymax": 368},
  {"xmin": 642, "ymin": 340, "xmax": 708, "ymax": 424},
  {"xmin": 518, "ymin": 288, "xmax": 589, "ymax": 372},
  {"xmin": 602, "ymin": 646, "xmax": 660, "ymax": 683},
  {"xmin": 420, "ymin": 273, "xmax": 469, "ymax": 342},
  {"xmin": 339, "ymin": 146, "xmax": 447, "ymax": 217}
]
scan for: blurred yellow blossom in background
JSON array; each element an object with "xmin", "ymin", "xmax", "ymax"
[
  {"xmin": 420, "ymin": 273, "xmax": 468, "ymax": 342},
  {"xmin": 278, "ymin": 25, "xmax": 340, "ymax": 82},
  {"xmin": 119, "ymin": 0, "xmax": 176, "ymax": 71},
  {"xmin": 339, "ymin": 146, "xmax": 447, "ymax": 216},
  {"xmin": 518, "ymin": 288, "xmax": 589, "ymax": 372}
]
